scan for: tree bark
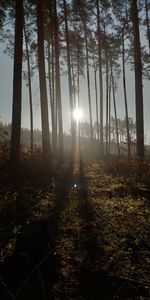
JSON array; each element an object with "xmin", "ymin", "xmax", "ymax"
[
  {"xmin": 84, "ymin": 21, "xmax": 93, "ymax": 144},
  {"xmin": 53, "ymin": 0, "xmax": 64, "ymax": 160},
  {"xmin": 108, "ymin": 74, "xmax": 111, "ymax": 155},
  {"xmin": 111, "ymin": 62, "xmax": 120, "ymax": 156},
  {"xmin": 94, "ymin": 69, "xmax": 99, "ymax": 142},
  {"xmin": 24, "ymin": 24, "xmax": 34, "ymax": 159},
  {"xmin": 145, "ymin": 0, "xmax": 150, "ymax": 53},
  {"xmin": 36, "ymin": 0, "xmax": 51, "ymax": 171},
  {"xmin": 47, "ymin": 36, "xmax": 55, "ymax": 151},
  {"xmin": 122, "ymin": 27, "xmax": 131, "ymax": 158},
  {"xmin": 63, "ymin": 0, "xmax": 75, "ymax": 151},
  {"xmin": 50, "ymin": 1, "xmax": 58, "ymax": 153},
  {"xmin": 96, "ymin": 0, "xmax": 104, "ymax": 158},
  {"xmin": 132, "ymin": 0, "xmax": 144, "ymax": 159},
  {"xmin": 105, "ymin": 48, "xmax": 109, "ymax": 157},
  {"xmin": 10, "ymin": 0, "xmax": 23, "ymax": 171}
]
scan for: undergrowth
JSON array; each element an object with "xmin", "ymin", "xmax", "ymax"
[{"xmin": 0, "ymin": 156, "xmax": 150, "ymax": 299}]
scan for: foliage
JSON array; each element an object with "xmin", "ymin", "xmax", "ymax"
[
  {"xmin": 102, "ymin": 158, "xmax": 150, "ymax": 189},
  {"xmin": 0, "ymin": 122, "xmax": 10, "ymax": 162}
]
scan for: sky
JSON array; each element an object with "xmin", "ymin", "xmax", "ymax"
[{"xmin": 0, "ymin": 43, "xmax": 150, "ymax": 144}]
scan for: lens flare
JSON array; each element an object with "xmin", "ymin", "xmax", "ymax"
[{"xmin": 73, "ymin": 108, "xmax": 82, "ymax": 122}]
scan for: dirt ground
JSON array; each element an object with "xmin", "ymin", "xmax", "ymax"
[{"xmin": 0, "ymin": 161, "xmax": 150, "ymax": 299}]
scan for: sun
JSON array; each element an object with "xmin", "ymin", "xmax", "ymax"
[{"xmin": 73, "ymin": 108, "xmax": 82, "ymax": 122}]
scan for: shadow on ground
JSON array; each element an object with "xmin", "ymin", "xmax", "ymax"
[
  {"xmin": 0, "ymin": 161, "xmax": 149, "ymax": 299},
  {"xmin": 0, "ymin": 164, "xmax": 72, "ymax": 300}
]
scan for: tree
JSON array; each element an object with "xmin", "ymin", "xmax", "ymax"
[
  {"xmin": 108, "ymin": 74, "xmax": 112, "ymax": 155},
  {"xmin": 122, "ymin": 21, "xmax": 131, "ymax": 157},
  {"xmin": 10, "ymin": 0, "xmax": 24, "ymax": 171},
  {"xmin": 63, "ymin": 0, "xmax": 75, "ymax": 152},
  {"xmin": 53, "ymin": 0, "xmax": 64, "ymax": 159},
  {"xmin": 96, "ymin": 0, "xmax": 104, "ymax": 158},
  {"xmin": 83, "ymin": 21, "xmax": 93, "ymax": 144},
  {"xmin": 80, "ymin": 121, "xmax": 91, "ymax": 139},
  {"xmin": 47, "ymin": 2, "xmax": 57, "ymax": 153},
  {"xmin": 36, "ymin": 0, "xmax": 51, "ymax": 171},
  {"xmin": 102, "ymin": 17, "xmax": 110, "ymax": 157},
  {"xmin": 47, "ymin": 30, "xmax": 56, "ymax": 151},
  {"xmin": 24, "ymin": 22, "xmax": 34, "ymax": 159},
  {"xmin": 111, "ymin": 60, "xmax": 120, "ymax": 156},
  {"xmin": 131, "ymin": 0, "xmax": 144, "ymax": 159},
  {"xmin": 145, "ymin": 0, "xmax": 150, "ymax": 53},
  {"xmin": 94, "ymin": 66, "xmax": 99, "ymax": 142}
]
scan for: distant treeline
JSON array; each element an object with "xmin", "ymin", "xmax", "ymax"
[{"xmin": 0, "ymin": 118, "xmax": 145, "ymax": 160}]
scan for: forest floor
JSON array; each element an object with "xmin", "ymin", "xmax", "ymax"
[{"xmin": 0, "ymin": 159, "xmax": 150, "ymax": 299}]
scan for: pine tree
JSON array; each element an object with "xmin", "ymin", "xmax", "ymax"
[
  {"xmin": 36, "ymin": 0, "xmax": 51, "ymax": 171},
  {"xmin": 10, "ymin": 0, "xmax": 24, "ymax": 171},
  {"xmin": 131, "ymin": 0, "xmax": 144, "ymax": 159}
]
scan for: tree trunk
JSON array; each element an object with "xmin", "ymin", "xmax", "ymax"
[
  {"xmin": 132, "ymin": 0, "xmax": 144, "ymax": 159},
  {"xmin": 84, "ymin": 21, "xmax": 93, "ymax": 144},
  {"xmin": 53, "ymin": 0, "xmax": 64, "ymax": 160},
  {"xmin": 47, "ymin": 36, "xmax": 55, "ymax": 151},
  {"xmin": 108, "ymin": 74, "xmax": 111, "ymax": 155},
  {"xmin": 111, "ymin": 63, "xmax": 120, "ymax": 156},
  {"xmin": 94, "ymin": 69, "xmax": 99, "ymax": 142},
  {"xmin": 122, "ymin": 28, "xmax": 131, "ymax": 158},
  {"xmin": 24, "ymin": 24, "xmax": 34, "ymax": 159},
  {"xmin": 10, "ymin": 0, "xmax": 23, "ymax": 171},
  {"xmin": 63, "ymin": 0, "xmax": 75, "ymax": 151},
  {"xmin": 77, "ymin": 40, "xmax": 80, "ymax": 107},
  {"xmin": 50, "ymin": 2, "xmax": 58, "ymax": 153},
  {"xmin": 145, "ymin": 0, "xmax": 150, "ymax": 53},
  {"xmin": 36, "ymin": 0, "xmax": 51, "ymax": 171},
  {"xmin": 70, "ymin": 51, "xmax": 76, "ymax": 108},
  {"xmin": 96, "ymin": 0, "xmax": 104, "ymax": 158},
  {"xmin": 105, "ymin": 48, "xmax": 109, "ymax": 157},
  {"xmin": 52, "ymin": 31, "xmax": 58, "ymax": 153}
]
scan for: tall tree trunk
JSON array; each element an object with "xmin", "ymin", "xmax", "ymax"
[
  {"xmin": 53, "ymin": 0, "xmax": 64, "ymax": 160},
  {"xmin": 145, "ymin": 0, "xmax": 150, "ymax": 53},
  {"xmin": 10, "ymin": 0, "xmax": 23, "ymax": 171},
  {"xmin": 111, "ymin": 62, "xmax": 120, "ymax": 156},
  {"xmin": 70, "ymin": 51, "xmax": 76, "ymax": 108},
  {"xmin": 63, "ymin": 0, "xmax": 75, "ymax": 151},
  {"xmin": 105, "ymin": 47, "xmax": 109, "ymax": 157},
  {"xmin": 105, "ymin": 62, "xmax": 109, "ymax": 157},
  {"xmin": 122, "ymin": 28, "xmax": 131, "ymax": 158},
  {"xmin": 47, "ymin": 36, "xmax": 55, "ymax": 151},
  {"xmin": 52, "ymin": 32, "xmax": 58, "ymax": 153},
  {"xmin": 50, "ymin": 2, "xmax": 58, "ymax": 153},
  {"xmin": 77, "ymin": 40, "xmax": 80, "ymax": 107},
  {"xmin": 96, "ymin": 0, "xmax": 104, "ymax": 158},
  {"xmin": 108, "ymin": 74, "xmax": 111, "ymax": 155},
  {"xmin": 24, "ymin": 24, "xmax": 33, "ymax": 159},
  {"xmin": 36, "ymin": 0, "xmax": 51, "ymax": 171},
  {"xmin": 94, "ymin": 69, "xmax": 99, "ymax": 141},
  {"xmin": 84, "ymin": 21, "xmax": 93, "ymax": 144},
  {"xmin": 132, "ymin": 0, "xmax": 144, "ymax": 159},
  {"xmin": 77, "ymin": 44, "xmax": 81, "ymax": 154},
  {"xmin": 103, "ymin": 24, "xmax": 109, "ymax": 157}
]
